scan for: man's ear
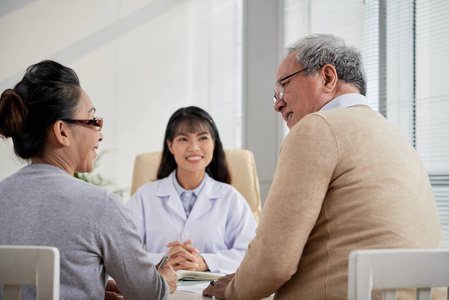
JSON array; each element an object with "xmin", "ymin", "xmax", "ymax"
[
  {"xmin": 52, "ymin": 120, "xmax": 71, "ymax": 147},
  {"xmin": 321, "ymin": 64, "xmax": 338, "ymax": 93}
]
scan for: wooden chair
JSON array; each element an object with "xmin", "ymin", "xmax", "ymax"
[
  {"xmin": 130, "ymin": 149, "xmax": 262, "ymax": 223},
  {"xmin": 0, "ymin": 245, "xmax": 60, "ymax": 300},
  {"xmin": 348, "ymin": 249, "xmax": 449, "ymax": 300}
]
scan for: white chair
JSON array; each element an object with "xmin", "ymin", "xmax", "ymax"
[
  {"xmin": 131, "ymin": 148, "xmax": 262, "ymax": 223},
  {"xmin": 348, "ymin": 249, "xmax": 449, "ymax": 300},
  {"xmin": 0, "ymin": 246, "xmax": 60, "ymax": 300}
]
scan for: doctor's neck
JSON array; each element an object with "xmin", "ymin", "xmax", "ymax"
[{"xmin": 176, "ymin": 169, "xmax": 205, "ymax": 190}]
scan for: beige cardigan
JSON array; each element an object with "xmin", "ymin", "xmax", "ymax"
[{"xmin": 225, "ymin": 106, "xmax": 442, "ymax": 300}]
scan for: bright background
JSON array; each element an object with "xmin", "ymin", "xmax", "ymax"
[
  {"xmin": 1, "ymin": 0, "xmax": 449, "ymax": 246},
  {"xmin": 0, "ymin": 0, "xmax": 282, "ymax": 202}
]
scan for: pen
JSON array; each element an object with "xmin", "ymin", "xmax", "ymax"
[{"xmin": 157, "ymin": 254, "xmax": 170, "ymax": 270}]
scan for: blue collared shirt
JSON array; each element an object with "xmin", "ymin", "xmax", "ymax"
[
  {"xmin": 320, "ymin": 93, "xmax": 370, "ymax": 111},
  {"xmin": 172, "ymin": 171, "xmax": 207, "ymax": 217}
]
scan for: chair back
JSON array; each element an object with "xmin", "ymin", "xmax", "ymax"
[
  {"xmin": 131, "ymin": 149, "xmax": 262, "ymax": 223},
  {"xmin": 348, "ymin": 249, "xmax": 449, "ymax": 300},
  {"xmin": 0, "ymin": 246, "xmax": 60, "ymax": 300}
]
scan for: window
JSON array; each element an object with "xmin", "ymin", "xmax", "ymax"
[
  {"xmin": 190, "ymin": 0, "xmax": 243, "ymax": 149},
  {"xmin": 415, "ymin": 0, "xmax": 449, "ymax": 247},
  {"xmin": 386, "ymin": 0, "xmax": 449, "ymax": 248}
]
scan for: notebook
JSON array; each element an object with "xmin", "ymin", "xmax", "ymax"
[{"xmin": 176, "ymin": 270, "xmax": 226, "ymax": 281}]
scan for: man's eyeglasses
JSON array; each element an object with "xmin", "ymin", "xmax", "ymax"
[
  {"xmin": 62, "ymin": 117, "xmax": 103, "ymax": 130},
  {"xmin": 273, "ymin": 68, "xmax": 308, "ymax": 104}
]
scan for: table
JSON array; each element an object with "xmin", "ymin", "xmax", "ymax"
[
  {"xmin": 170, "ymin": 290, "xmax": 274, "ymax": 299},
  {"xmin": 169, "ymin": 290, "xmax": 212, "ymax": 299},
  {"xmin": 169, "ymin": 281, "xmax": 274, "ymax": 299},
  {"xmin": 169, "ymin": 280, "xmax": 210, "ymax": 299}
]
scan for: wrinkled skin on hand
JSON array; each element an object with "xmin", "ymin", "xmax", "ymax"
[
  {"xmin": 202, "ymin": 273, "xmax": 235, "ymax": 299},
  {"xmin": 158, "ymin": 265, "xmax": 178, "ymax": 293}
]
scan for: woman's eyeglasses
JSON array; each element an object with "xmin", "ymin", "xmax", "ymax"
[{"xmin": 62, "ymin": 117, "xmax": 103, "ymax": 130}]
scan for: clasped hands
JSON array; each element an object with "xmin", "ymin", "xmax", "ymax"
[{"xmin": 162, "ymin": 239, "xmax": 208, "ymax": 271}]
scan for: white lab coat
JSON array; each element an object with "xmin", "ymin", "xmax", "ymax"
[{"xmin": 126, "ymin": 171, "xmax": 257, "ymax": 274}]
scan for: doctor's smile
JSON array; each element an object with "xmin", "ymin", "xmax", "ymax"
[{"xmin": 186, "ymin": 155, "xmax": 204, "ymax": 162}]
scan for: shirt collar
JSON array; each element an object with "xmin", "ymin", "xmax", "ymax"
[
  {"xmin": 319, "ymin": 93, "xmax": 370, "ymax": 111},
  {"xmin": 172, "ymin": 170, "xmax": 208, "ymax": 197}
]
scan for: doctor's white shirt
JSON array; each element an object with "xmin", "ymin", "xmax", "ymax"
[{"xmin": 126, "ymin": 171, "xmax": 257, "ymax": 274}]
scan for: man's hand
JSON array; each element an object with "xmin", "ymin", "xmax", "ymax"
[
  {"xmin": 157, "ymin": 265, "xmax": 178, "ymax": 293},
  {"xmin": 202, "ymin": 273, "xmax": 235, "ymax": 299},
  {"xmin": 105, "ymin": 279, "xmax": 123, "ymax": 300}
]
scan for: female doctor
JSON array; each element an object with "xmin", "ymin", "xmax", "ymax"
[{"xmin": 126, "ymin": 106, "xmax": 256, "ymax": 274}]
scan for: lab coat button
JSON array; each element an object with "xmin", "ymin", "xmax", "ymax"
[{"xmin": 183, "ymin": 231, "xmax": 190, "ymax": 237}]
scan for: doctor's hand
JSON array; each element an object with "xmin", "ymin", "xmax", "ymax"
[
  {"xmin": 202, "ymin": 273, "xmax": 235, "ymax": 299},
  {"xmin": 191, "ymin": 252, "xmax": 208, "ymax": 271},
  {"xmin": 165, "ymin": 240, "xmax": 208, "ymax": 271},
  {"xmin": 157, "ymin": 265, "xmax": 177, "ymax": 294},
  {"xmin": 166, "ymin": 239, "xmax": 198, "ymax": 254}
]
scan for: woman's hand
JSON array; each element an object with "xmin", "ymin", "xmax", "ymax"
[
  {"xmin": 104, "ymin": 279, "xmax": 123, "ymax": 300},
  {"xmin": 157, "ymin": 265, "xmax": 178, "ymax": 294},
  {"xmin": 202, "ymin": 273, "xmax": 235, "ymax": 299},
  {"xmin": 165, "ymin": 240, "xmax": 209, "ymax": 271}
]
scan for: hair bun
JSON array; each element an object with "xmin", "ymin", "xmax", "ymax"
[{"xmin": 0, "ymin": 89, "xmax": 28, "ymax": 138}]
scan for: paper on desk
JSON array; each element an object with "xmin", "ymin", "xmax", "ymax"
[{"xmin": 177, "ymin": 281, "xmax": 210, "ymax": 294}]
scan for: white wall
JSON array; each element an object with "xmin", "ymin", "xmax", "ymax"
[
  {"xmin": 0, "ymin": 0, "xmax": 283, "ymax": 202},
  {"xmin": 0, "ymin": 0, "xmax": 197, "ymax": 198}
]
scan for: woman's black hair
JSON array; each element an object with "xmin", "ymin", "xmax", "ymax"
[
  {"xmin": 157, "ymin": 106, "xmax": 231, "ymax": 184},
  {"xmin": 0, "ymin": 60, "xmax": 81, "ymax": 159}
]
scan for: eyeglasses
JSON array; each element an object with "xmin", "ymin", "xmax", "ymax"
[
  {"xmin": 62, "ymin": 117, "xmax": 103, "ymax": 130},
  {"xmin": 273, "ymin": 68, "xmax": 308, "ymax": 104}
]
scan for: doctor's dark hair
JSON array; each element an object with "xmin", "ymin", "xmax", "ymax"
[
  {"xmin": 0, "ymin": 60, "xmax": 81, "ymax": 159},
  {"xmin": 157, "ymin": 106, "xmax": 231, "ymax": 184}
]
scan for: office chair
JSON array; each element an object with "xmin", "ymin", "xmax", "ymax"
[
  {"xmin": 0, "ymin": 245, "xmax": 60, "ymax": 300},
  {"xmin": 348, "ymin": 248, "xmax": 449, "ymax": 300},
  {"xmin": 131, "ymin": 149, "xmax": 262, "ymax": 223}
]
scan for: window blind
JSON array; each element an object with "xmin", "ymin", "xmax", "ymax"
[
  {"xmin": 385, "ymin": 0, "xmax": 415, "ymax": 144},
  {"xmin": 190, "ymin": 0, "xmax": 243, "ymax": 149},
  {"xmin": 415, "ymin": 0, "xmax": 449, "ymax": 247}
]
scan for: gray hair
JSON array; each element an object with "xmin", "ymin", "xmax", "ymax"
[{"xmin": 287, "ymin": 33, "xmax": 367, "ymax": 96}]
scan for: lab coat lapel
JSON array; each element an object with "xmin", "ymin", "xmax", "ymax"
[
  {"xmin": 155, "ymin": 174, "xmax": 187, "ymax": 221},
  {"xmin": 187, "ymin": 175, "xmax": 221, "ymax": 223}
]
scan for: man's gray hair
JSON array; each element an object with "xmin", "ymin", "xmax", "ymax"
[{"xmin": 287, "ymin": 34, "xmax": 367, "ymax": 96}]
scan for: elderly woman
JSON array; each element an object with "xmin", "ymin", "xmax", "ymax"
[{"xmin": 0, "ymin": 60, "xmax": 176, "ymax": 299}]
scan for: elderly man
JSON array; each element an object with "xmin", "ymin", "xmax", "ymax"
[{"xmin": 203, "ymin": 34, "xmax": 442, "ymax": 299}]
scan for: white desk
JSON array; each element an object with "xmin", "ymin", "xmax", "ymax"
[
  {"xmin": 169, "ymin": 281, "xmax": 273, "ymax": 299},
  {"xmin": 170, "ymin": 290, "xmax": 274, "ymax": 299},
  {"xmin": 169, "ymin": 290, "xmax": 212, "ymax": 299}
]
